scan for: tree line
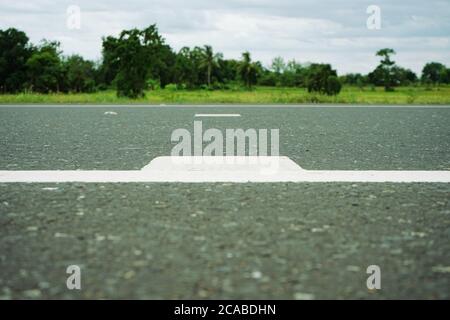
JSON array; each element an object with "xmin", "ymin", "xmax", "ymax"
[{"xmin": 1, "ymin": 25, "xmax": 449, "ymax": 98}]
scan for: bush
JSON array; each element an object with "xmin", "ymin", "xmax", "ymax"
[
  {"xmin": 96, "ymin": 83, "xmax": 109, "ymax": 91},
  {"xmin": 325, "ymin": 76, "xmax": 342, "ymax": 95},
  {"xmin": 306, "ymin": 64, "xmax": 333, "ymax": 94},
  {"xmin": 306, "ymin": 64, "xmax": 341, "ymax": 95},
  {"xmin": 200, "ymin": 84, "xmax": 211, "ymax": 90},
  {"xmin": 164, "ymin": 83, "xmax": 178, "ymax": 91},
  {"xmin": 146, "ymin": 78, "xmax": 160, "ymax": 90},
  {"xmin": 210, "ymin": 82, "xmax": 231, "ymax": 90},
  {"xmin": 258, "ymin": 73, "xmax": 278, "ymax": 86}
]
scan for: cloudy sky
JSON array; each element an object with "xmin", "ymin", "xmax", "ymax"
[{"xmin": 1, "ymin": 0, "xmax": 449, "ymax": 74}]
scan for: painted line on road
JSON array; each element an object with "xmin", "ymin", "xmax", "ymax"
[
  {"xmin": 0, "ymin": 157, "xmax": 449, "ymax": 183},
  {"xmin": 194, "ymin": 114, "xmax": 241, "ymax": 117}
]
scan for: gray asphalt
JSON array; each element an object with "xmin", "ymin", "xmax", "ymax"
[{"xmin": 0, "ymin": 105, "xmax": 449, "ymax": 299}]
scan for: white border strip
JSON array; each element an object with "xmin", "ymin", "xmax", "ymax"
[
  {"xmin": 194, "ymin": 114, "xmax": 241, "ymax": 117},
  {"xmin": 0, "ymin": 170, "xmax": 448, "ymax": 183},
  {"xmin": 0, "ymin": 157, "xmax": 449, "ymax": 183}
]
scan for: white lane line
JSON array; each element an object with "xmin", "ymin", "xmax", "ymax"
[
  {"xmin": 194, "ymin": 114, "xmax": 241, "ymax": 117},
  {"xmin": 0, "ymin": 157, "xmax": 449, "ymax": 183}
]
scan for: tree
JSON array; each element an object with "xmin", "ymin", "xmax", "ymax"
[
  {"xmin": 106, "ymin": 25, "xmax": 167, "ymax": 98},
  {"xmin": 421, "ymin": 62, "xmax": 447, "ymax": 84},
  {"xmin": 259, "ymin": 71, "xmax": 278, "ymax": 86},
  {"xmin": 306, "ymin": 64, "xmax": 341, "ymax": 95},
  {"xmin": 217, "ymin": 58, "xmax": 239, "ymax": 84},
  {"xmin": 281, "ymin": 59, "xmax": 306, "ymax": 87},
  {"xmin": 326, "ymin": 76, "xmax": 342, "ymax": 95},
  {"xmin": 341, "ymin": 73, "xmax": 365, "ymax": 85},
  {"xmin": 26, "ymin": 40, "xmax": 63, "ymax": 93},
  {"xmin": 238, "ymin": 52, "xmax": 259, "ymax": 89},
  {"xmin": 148, "ymin": 43, "xmax": 177, "ymax": 88},
  {"xmin": 199, "ymin": 45, "xmax": 221, "ymax": 87},
  {"xmin": 174, "ymin": 47, "xmax": 196, "ymax": 88},
  {"xmin": 98, "ymin": 36, "xmax": 121, "ymax": 88},
  {"xmin": 373, "ymin": 48, "xmax": 396, "ymax": 91},
  {"xmin": 271, "ymin": 56, "xmax": 285, "ymax": 74},
  {"xmin": 392, "ymin": 66, "xmax": 417, "ymax": 86},
  {"xmin": 445, "ymin": 68, "xmax": 450, "ymax": 84},
  {"xmin": 0, "ymin": 28, "xmax": 33, "ymax": 92},
  {"xmin": 63, "ymin": 55, "xmax": 96, "ymax": 92}
]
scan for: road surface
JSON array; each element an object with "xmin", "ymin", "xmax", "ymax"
[{"xmin": 0, "ymin": 105, "xmax": 449, "ymax": 299}]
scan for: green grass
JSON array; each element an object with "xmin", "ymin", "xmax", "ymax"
[{"xmin": 1, "ymin": 86, "xmax": 450, "ymax": 104}]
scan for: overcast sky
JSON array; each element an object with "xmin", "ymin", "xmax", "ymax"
[{"xmin": 1, "ymin": 0, "xmax": 449, "ymax": 74}]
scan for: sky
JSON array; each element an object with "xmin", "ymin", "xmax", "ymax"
[{"xmin": 0, "ymin": 0, "xmax": 449, "ymax": 75}]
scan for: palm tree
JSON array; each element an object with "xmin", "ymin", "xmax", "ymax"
[
  {"xmin": 199, "ymin": 45, "xmax": 221, "ymax": 87},
  {"xmin": 238, "ymin": 51, "xmax": 258, "ymax": 89},
  {"xmin": 375, "ymin": 48, "xmax": 396, "ymax": 91}
]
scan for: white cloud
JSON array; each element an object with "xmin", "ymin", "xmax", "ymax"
[{"xmin": 0, "ymin": 0, "xmax": 449, "ymax": 74}]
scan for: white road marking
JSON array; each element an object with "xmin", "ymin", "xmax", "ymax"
[
  {"xmin": 104, "ymin": 111, "xmax": 118, "ymax": 115},
  {"xmin": 194, "ymin": 114, "xmax": 241, "ymax": 117},
  {"xmin": 0, "ymin": 156, "xmax": 449, "ymax": 183}
]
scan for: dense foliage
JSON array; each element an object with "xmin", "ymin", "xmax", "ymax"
[
  {"xmin": 0, "ymin": 28, "xmax": 33, "ymax": 93},
  {"xmin": 1, "ymin": 26, "xmax": 449, "ymax": 98},
  {"xmin": 306, "ymin": 64, "xmax": 341, "ymax": 95}
]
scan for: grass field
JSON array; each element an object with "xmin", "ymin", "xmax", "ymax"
[{"xmin": 1, "ymin": 85, "xmax": 450, "ymax": 105}]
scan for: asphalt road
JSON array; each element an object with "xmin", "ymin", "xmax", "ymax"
[{"xmin": 0, "ymin": 105, "xmax": 449, "ymax": 299}]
